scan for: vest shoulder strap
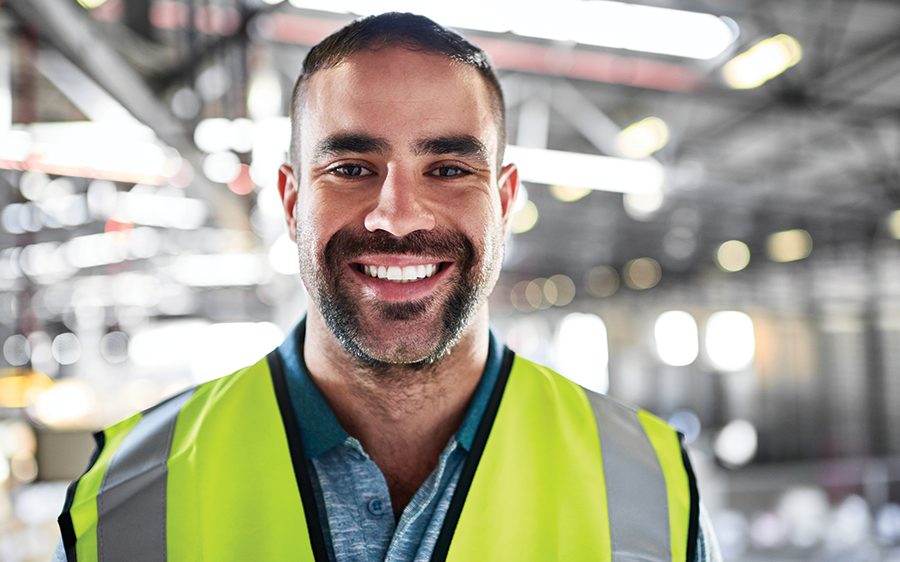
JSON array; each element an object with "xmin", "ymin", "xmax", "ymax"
[
  {"xmin": 58, "ymin": 355, "xmax": 320, "ymax": 562},
  {"xmin": 442, "ymin": 354, "xmax": 698, "ymax": 562},
  {"xmin": 584, "ymin": 388, "xmax": 699, "ymax": 562}
]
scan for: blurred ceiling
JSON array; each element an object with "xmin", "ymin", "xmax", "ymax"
[{"xmin": 4, "ymin": 0, "xmax": 900, "ymax": 287}]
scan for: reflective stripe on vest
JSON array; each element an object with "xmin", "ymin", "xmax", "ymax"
[
  {"xmin": 59, "ymin": 350, "xmax": 697, "ymax": 562},
  {"xmin": 97, "ymin": 388, "xmax": 195, "ymax": 561}
]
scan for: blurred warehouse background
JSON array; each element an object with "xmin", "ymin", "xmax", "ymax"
[{"xmin": 0, "ymin": 0, "xmax": 899, "ymax": 559}]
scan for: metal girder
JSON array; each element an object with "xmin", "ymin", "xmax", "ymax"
[{"xmin": 6, "ymin": 0, "xmax": 249, "ymax": 230}]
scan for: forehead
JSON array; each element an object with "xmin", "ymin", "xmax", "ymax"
[{"xmin": 299, "ymin": 47, "xmax": 497, "ymax": 152}]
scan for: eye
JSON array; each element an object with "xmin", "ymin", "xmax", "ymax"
[
  {"xmin": 331, "ymin": 164, "xmax": 373, "ymax": 177},
  {"xmin": 429, "ymin": 165, "xmax": 471, "ymax": 178}
]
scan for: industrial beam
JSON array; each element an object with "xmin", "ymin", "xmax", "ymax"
[{"xmin": 6, "ymin": 0, "xmax": 249, "ymax": 230}]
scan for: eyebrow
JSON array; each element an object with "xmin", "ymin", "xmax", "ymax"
[
  {"xmin": 313, "ymin": 134, "xmax": 391, "ymax": 160},
  {"xmin": 413, "ymin": 135, "xmax": 490, "ymax": 164}
]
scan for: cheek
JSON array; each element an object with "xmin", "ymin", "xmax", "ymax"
[{"xmin": 298, "ymin": 191, "xmax": 348, "ymax": 241}]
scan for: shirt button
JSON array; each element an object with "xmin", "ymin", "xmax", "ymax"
[{"xmin": 368, "ymin": 499, "xmax": 387, "ymax": 516}]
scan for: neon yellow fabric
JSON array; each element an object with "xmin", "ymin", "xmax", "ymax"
[
  {"xmin": 69, "ymin": 414, "xmax": 141, "ymax": 562},
  {"xmin": 446, "ymin": 357, "xmax": 612, "ymax": 561},
  {"xmin": 638, "ymin": 409, "xmax": 691, "ymax": 562},
  {"xmin": 63, "ymin": 352, "xmax": 693, "ymax": 561},
  {"xmin": 166, "ymin": 357, "xmax": 315, "ymax": 561}
]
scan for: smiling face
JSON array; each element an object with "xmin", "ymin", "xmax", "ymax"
[{"xmin": 279, "ymin": 47, "xmax": 518, "ymax": 367}]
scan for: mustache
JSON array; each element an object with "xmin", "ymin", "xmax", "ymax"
[{"xmin": 322, "ymin": 227, "xmax": 475, "ymax": 268}]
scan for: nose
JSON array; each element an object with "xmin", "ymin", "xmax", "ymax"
[{"xmin": 363, "ymin": 167, "xmax": 436, "ymax": 236}]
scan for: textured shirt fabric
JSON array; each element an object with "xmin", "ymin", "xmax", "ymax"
[{"xmin": 276, "ymin": 319, "xmax": 503, "ymax": 562}]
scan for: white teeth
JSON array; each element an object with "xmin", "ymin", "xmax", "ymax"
[{"xmin": 362, "ymin": 263, "xmax": 440, "ymax": 283}]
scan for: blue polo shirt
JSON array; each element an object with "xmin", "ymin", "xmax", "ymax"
[{"xmin": 276, "ymin": 318, "xmax": 504, "ymax": 562}]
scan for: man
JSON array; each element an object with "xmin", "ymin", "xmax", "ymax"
[{"xmin": 57, "ymin": 12, "xmax": 721, "ymax": 562}]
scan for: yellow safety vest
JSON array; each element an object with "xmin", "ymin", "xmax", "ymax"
[{"xmin": 59, "ymin": 349, "xmax": 699, "ymax": 561}]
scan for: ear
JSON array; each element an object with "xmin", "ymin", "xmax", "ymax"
[
  {"xmin": 278, "ymin": 164, "xmax": 299, "ymax": 242},
  {"xmin": 497, "ymin": 163, "xmax": 520, "ymax": 238}
]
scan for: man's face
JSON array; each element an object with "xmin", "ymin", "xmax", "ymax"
[{"xmin": 279, "ymin": 47, "xmax": 518, "ymax": 367}]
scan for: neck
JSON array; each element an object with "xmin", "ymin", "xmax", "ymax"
[{"xmin": 303, "ymin": 306, "xmax": 490, "ymax": 515}]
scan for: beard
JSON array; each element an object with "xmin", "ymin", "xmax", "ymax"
[{"xmin": 300, "ymin": 225, "xmax": 500, "ymax": 371}]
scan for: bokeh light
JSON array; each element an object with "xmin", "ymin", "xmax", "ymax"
[
  {"xmin": 3, "ymin": 335, "xmax": 31, "ymax": 367},
  {"xmin": 654, "ymin": 310, "xmax": 699, "ymax": 367},
  {"xmin": 616, "ymin": 116, "xmax": 669, "ymax": 159},
  {"xmin": 623, "ymin": 191, "xmax": 665, "ymax": 221},
  {"xmin": 51, "ymin": 333, "xmax": 82, "ymax": 365},
  {"xmin": 549, "ymin": 184, "xmax": 591, "ymax": 202},
  {"xmin": 510, "ymin": 200, "xmax": 538, "ymax": 234},
  {"xmin": 555, "ymin": 313, "xmax": 609, "ymax": 394},
  {"xmin": 890, "ymin": 209, "xmax": 900, "ymax": 239},
  {"xmin": 100, "ymin": 331, "xmax": 129, "ymax": 364},
  {"xmin": 705, "ymin": 310, "xmax": 755, "ymax": 372},
  {"xmin": 268, "ymin": 233, "xmax": 301, "ymax": 275},
  {"xmin": 202, "ymin": 150, "xmax": 242, "ymax": 184},
  {"xmin": 623, "ymin": 257, "xmax": 661, "ymax": 290},
  {"xmin": 586, "ymin": 265, "xmax": 619, "ymax": 298},
  {"xmin": 525, "ymin": 278, "xmax": 550, "ymax": 309},
  {"xmin": 724, "ymin": 34, "xmax": 802, "ymax": 89},
  {"xmin": 716, "ymin": 239, "xmax": 751, "ymax": 272},
  {"xmin": 668, "ymin": 410, "xmax": 701, "ymax": 444},
  {"xmin": 547, "ymin": 274, "xmax": 575, "ymax": 306},
  {"xmin": 767, "ymin": 229, "xmax": 812, "ymax": 263},
  {"xmin": 714, "ymin": 418, "xmax": 758, "ymax": 467},
  {"xmin": 32, "ymin": 380, "xmax": 97, "ymax": 428}
]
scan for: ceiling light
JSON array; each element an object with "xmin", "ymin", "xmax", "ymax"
[
  {"xmin": 202, "ymin": 151, "xmax": 242, "ymax": 184},
  {"xmin": 716, "ymin": 240, "xmax": 751, "ymax": 272},
  {"xmin": 767, "ymin": 229, "xmax": 812, "ymax": 263},
  {"xmin": 714, "ymin": 419, "xmax": 758, "ymax": 467},
  {"xmin": 564, "ymin": 2, "xmax": 736, "ymax": 59},
  {"xmin": 505, "ymin": 146, "xmax": 664, "ymax": 194},
  {"xmin": 655, "ymin": 310, "xmax": 699, "ymax": 367},
  {"xmin": 549, "ymin": 185, "xmax": 591, "ymax": 202},
  {"xmin": 248, "ymin": 69, "xmax": 284, "ymax": 120},
  {"xmin": 548, "ymin": 274, "xmax": 576, "ymax": 306},
  {"xmin": 705, "ymin": 311, "xmax": 755, "ymax": 372},
  {"xmin": 724, "ymin": 34, "xmax": 802, "ymax": 89},
  {"xmin": 555, "ymin": 313, "xmax": 609, "ymax": 394},
  {"xmin": 289, "ymin": 0, "xmax": 737, "ymax": 60},
  {"xmin": 76, "ymin": 0, "xmax": 109, "ymax": 9},
  {"xmin": 616, "ymin": 117, "xmax": 669, "ymax": 159},
  {"xmin": 623, "ymin": 191, "xmax": 665, "ymax": 221},
  {"xmin": 623, "ymin": 257, "xmax": 661, "ymax": 290},
  {"xmin": 586, "ymin": 265, "xmax": 619, "ymax": 298},
  {"xmin": 32, "ymin": 380, "xmax": 96, "ymax": 429},
  {"xmin": 194, "ymin": 118, "xmax": 232, "ymax": 153},
  {"xmin": 889, "ymin": 210, "xmax": 900, "ymax": 239},
  {"xmin": 1, "ymin": 122, "xmax": 179, "ymax": 185},
  {"xmin": 170, "ymin": 253, "xmax": 270, "ymax": 286}
]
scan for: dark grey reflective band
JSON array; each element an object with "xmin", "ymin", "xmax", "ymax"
[
  {"xmin": 586, "ymin": 391, "xmax": 672, "ymax": 562},
  {"xmin": 97, "ymin": 388, "xmax": 196, "ymax": 562}
]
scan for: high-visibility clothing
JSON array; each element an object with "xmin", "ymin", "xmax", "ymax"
[{"xmin": 58, "ymin": 348, "xmax": 699, "ymax": 561}]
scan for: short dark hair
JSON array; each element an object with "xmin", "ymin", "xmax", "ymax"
[{"xmin": 289, "ymin": 12, "xmax": 506, "ymax": 172}]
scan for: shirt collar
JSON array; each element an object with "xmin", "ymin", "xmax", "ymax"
[{"xmin": 276, "ymin": 317, "xmax": 505, "ymax": 458}]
